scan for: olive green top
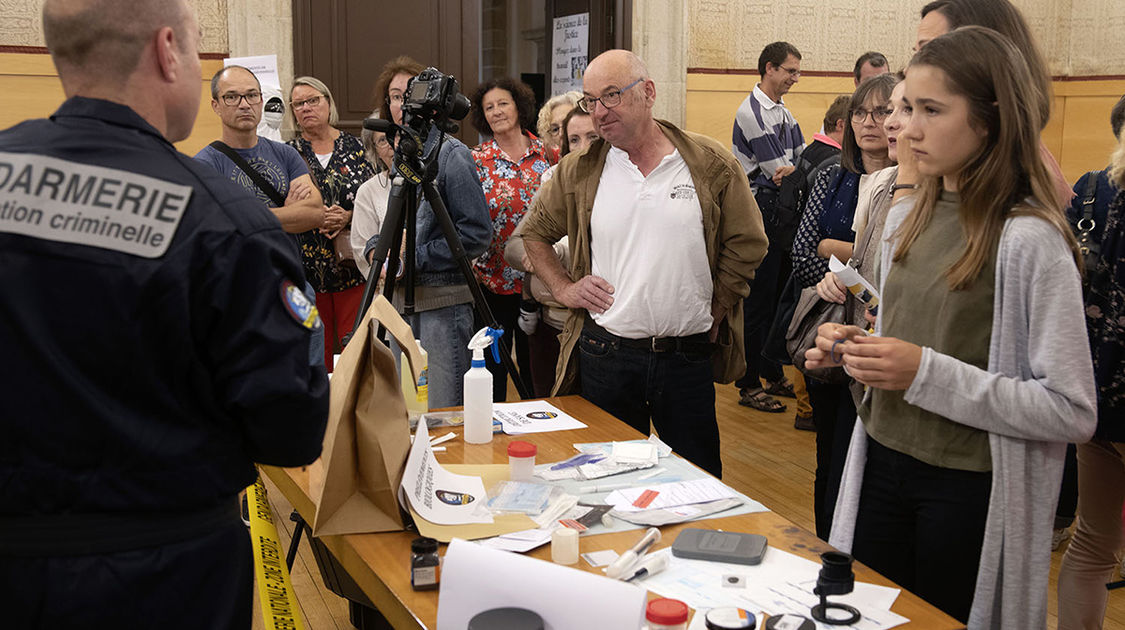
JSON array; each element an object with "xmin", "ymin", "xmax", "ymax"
[{"xmin": 864, "ymin": 190, "xmax": 993, "ymax": 471}]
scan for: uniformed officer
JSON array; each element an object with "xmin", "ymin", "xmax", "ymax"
[{"xmin": 0, "ymin": 0, "xmax": 329, "ymax": 627}]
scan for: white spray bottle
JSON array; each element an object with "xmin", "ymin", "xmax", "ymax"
[{"xmin": 464, "ymin": 326, "xmax": 503, "ymax": 444}]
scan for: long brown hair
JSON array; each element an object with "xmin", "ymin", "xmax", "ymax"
[
  {"xmin": 893, "ymin": 26, "xmax": 1080, "ymax": 289},
  {"xmin": 373, "ymin": 55, "xmax": 426, "ymax": 122},
  {"xmin": 559, "ymin": 106, "xmax": 591, "ymax": 156},
  {"xmin": 921, "ymin": 0, "xmax": 1052, "ymax": 126},
  {"xmin": 1110, "ymin": 132, "xmax": 1125, "ymax": 189}
]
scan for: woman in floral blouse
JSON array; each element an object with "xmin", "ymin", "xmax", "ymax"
[
  {"xmin": 287, "ymin": 76, "xmax": 374, "ymax": 370},
  {"xmin": 470, "ymin": 77, "xmax": 551, "ymax": 401}
]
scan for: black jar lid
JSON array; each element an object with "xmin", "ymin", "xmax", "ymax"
[
  {"xmin": 411, "ymin": 537, "xmax": 438, "ymax": 554},
  {"xmin": 468, "ymin": 607, "xmax": 544, "ymax": 630}
]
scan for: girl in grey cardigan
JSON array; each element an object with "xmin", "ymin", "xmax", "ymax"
[{"xmin": 806, "ymin": 28, "xmax": 1096, "ymax": 628}]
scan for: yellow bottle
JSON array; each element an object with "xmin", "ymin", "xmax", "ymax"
[{"xmin": 400, "ymin": 339, "xmax": 429, "ymax": 419}]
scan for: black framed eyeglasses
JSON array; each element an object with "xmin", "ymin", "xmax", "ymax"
[
  {"xmin": 578, "ymin": 78, "xmax": 644, "ymax": 113},
  {"xmin": 221, "ymin": 91, "xmax": 262, "ymax": 106},
  {"xmin": 851, "ymin": 107, "xmax": 893, "ymax": 124},
  {"xmin": 291, "ymin": 95, "xmax": 323, "ymax": 110}
]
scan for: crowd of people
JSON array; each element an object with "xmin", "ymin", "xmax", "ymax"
[{"xmin": 4, "ymin": 0, "xmax": 1124, "ymax": 627}]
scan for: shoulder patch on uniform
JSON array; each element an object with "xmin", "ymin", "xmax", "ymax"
[{"xmin": 280, "ymin": 280, "xmax": 321, "ymax": 330}]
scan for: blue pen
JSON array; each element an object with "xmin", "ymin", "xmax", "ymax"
[{"xmin": 550, "ymin": 453, "xmax": 605, "ymax": 470}]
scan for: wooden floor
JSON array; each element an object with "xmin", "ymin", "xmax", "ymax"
[{"xmin": 255, "ymin": 382, "xmax": 1125, "ymax": 630}]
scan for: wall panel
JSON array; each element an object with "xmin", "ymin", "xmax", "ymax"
[
  {"xmin": 686, "ymin": 72, "xmax": 1123, "ymax": 185},
  {"xmin": 0, "ymin": 54, "xmax": 227, "ymax": 157}
]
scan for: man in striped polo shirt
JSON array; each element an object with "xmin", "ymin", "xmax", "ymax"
[{"xmin": 731, "ymin": 41, "xmax": 807, "ymax": 416}]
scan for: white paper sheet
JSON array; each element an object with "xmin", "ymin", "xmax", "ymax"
[
  {"xmin": 436, "ymin": 538, "xmax": 647, "ymax": 629},
  {"xmin": 399, "ymin": 421, "xmax": 493, "ymax": 525},
  {"xmin": 612, "ymin": 441, "xmax": 658, "ymax": 464},
  {"xmin": 478, "ymin": 528, "xmax": 554, "ymax": 553},
  {"xmin": 494, "ymin": 401, "xmax": 588, "ymax": 434},
  {"xmin": 606, "ymin": 478, "xmax": 740, "ymax": 513},
  {"xmin": 582, "ymin": 549, "xmax": 620, "ymax": 567},
  {"xmin": 640, "ymin": 548, "xmax": 908, "ymax": 630},
  {"xmin": 577, "ymin": 459, "xmax": 654, "ymax": 480},
  {"xmin": 829, "ymin": 255, "xmax": 880, "ymax": 314}
]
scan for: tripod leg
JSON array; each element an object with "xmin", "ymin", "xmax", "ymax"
[
  {"xmin": 419, "ymin": 180, "xmax": 530, "ymax": 400},
  {"xmin": 352, "ymin": 179, "xmax": 409, "ymax": 343}
]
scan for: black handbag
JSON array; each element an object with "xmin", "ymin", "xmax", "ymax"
[{"xmin": 786, "ymin": 286, "xmax": 849, "ymax": 384}]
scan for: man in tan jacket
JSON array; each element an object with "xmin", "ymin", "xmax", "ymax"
[{"xmin": 523, "ymin": 50, "xmax": 767, "ymax": 477}]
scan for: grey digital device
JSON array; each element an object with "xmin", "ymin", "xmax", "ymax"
[{"xmin": 671, "ymin": 528, "xmax": 768, "ymax": 565}]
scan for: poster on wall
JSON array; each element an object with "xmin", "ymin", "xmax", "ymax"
[
  {"xmin": 551, "ymin": 13, "xmax": 589, "ymax": 95},
  {"xmin": 225, "ymin": 54, "xmax": 280, "ymax": 90}
]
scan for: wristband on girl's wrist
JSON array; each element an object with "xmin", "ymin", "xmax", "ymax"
[{"xmin": 890, "ymin": 183, "xmax": 917, "ymax": 194}]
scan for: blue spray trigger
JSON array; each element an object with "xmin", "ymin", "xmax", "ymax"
[{"xmin": 486, "ymin": 326, "xmax": 504, "ymax": 364}]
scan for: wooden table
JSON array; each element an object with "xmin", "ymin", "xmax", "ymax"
[{"xmin": 262, "ymin": 395, "xmax": 960, "ymax": 629}]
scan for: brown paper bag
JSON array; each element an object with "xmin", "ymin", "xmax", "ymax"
[{"xmin": 310, "ymin": 294, "xmax": 425, "ymax": 536}]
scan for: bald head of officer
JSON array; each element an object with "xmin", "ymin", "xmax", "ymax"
[{"xmin": 43, "ymin": 0, "xmax": 202, "ymax": 142}]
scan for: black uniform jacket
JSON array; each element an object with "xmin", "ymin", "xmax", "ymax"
[{"xmin": 0, "ymin": 98, "xmax": 329, "ymax": 555}]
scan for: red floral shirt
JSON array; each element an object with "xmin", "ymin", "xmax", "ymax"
[{"xmin": 472, "ymin": 134, "xmax": 551, "ymax": 294}]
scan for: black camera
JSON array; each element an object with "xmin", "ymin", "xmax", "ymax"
[{"xmin": 401, "ymin": 68, "xmax": 471, "ymax": 135}]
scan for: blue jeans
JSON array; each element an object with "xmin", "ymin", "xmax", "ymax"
[
  {"xmin": 391, "ymin": 303, "xmax": 474, "ymax": 409},
  {"xmin": 578, "ymin": 328, "xmax": 722, "ymax": 478}
]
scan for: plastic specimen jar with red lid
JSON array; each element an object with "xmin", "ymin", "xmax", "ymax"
[
  {"xmin": 507, "ymin": 440, "xmax": 537, "ymax": 481},
  {"xmin": 646, "ymin": 597, "xmax": 689, "ymax": 629}
]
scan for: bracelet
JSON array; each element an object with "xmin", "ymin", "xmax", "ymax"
[
  {"xmin": 830, "ymin": 339, "xmax": 845, "ymax": 364},
  {"xmin": 890, "ymin": 183, "xmax": 916, "ymax": 194}
]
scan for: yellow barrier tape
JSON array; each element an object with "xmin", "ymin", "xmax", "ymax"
[{"xmin": 248, "ymin": 477, "xmax": 306, "ymax": 630}]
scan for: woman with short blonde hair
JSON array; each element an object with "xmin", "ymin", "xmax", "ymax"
[
  {"xmin": 286, "ymin": 75, "xmax": 374, "ymax": 370},
  {"xmin": 535, "ymin": 91, "xmax": 580, "ymax": 158}
]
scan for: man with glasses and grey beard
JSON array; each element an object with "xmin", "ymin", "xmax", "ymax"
[
  {"xmin": 523, "ymin": 50, "xmax": 767, "ymax": 478},
  {"xmin": 195, "ymin": 65, "xmax": 325, "ymax": 234},
  {"xmin": 195, "ymin": 65, "xmax": 328, "ymax": 368}
]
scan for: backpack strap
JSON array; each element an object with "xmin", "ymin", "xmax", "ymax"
[
  {"xmin": 1076, "ymin": 170, "xmax": 1102, "ymax": 264},
  {"xmin": 209, "ymin": 140, "xmax": 287, "ymax": 207}
]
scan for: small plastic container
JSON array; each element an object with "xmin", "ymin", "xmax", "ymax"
[
  {"xmin": 705, "ymin": 607, "xmax": 756, "ymax": 629},
  {"xmin": 507, "ymin": 441, "xmax": 537, "ymax": 481},
  {"xmin": 550, "ymin": 527, "xmax": 579, "ymax": 565},
  {"xmin": 645, "ymin": 598, "xmax": 689, "ymax": 630}
]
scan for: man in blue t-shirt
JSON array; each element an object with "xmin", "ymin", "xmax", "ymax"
[
  {"xmin": 196, "ymin": 65, "xmax": 327, "ymax": 368},
  {"xmin": 194, "ymin": 65, "xmax": 324, "ymax": 233}
]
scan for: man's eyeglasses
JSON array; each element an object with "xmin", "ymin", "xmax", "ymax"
[
  {"xmin": 578, "ymin": 78, "xmax": 643, "ymax": 113},
  {"xmin": 851, "ymin": 107, "xmax": 893, "ymax": 124},
  {"xmin": 778, "ymin": 66, "xmax": 801, "ymax": 78},
  {"xmin": 291, "ymin": 95, "xmax": 323, "ymax": 110},
  {"xmin": 221, "ymin": 91, "xmax": 262, "ymax": 107}
]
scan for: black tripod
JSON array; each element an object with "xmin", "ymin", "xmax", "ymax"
[{"xmin": 353, "ymin": 119, "xmax": 529, "ymax": 400}]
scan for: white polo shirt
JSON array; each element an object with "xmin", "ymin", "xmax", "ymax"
[{"xmin": 589, "ymin": 146, "xmax": 713, "ymax": 338}]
